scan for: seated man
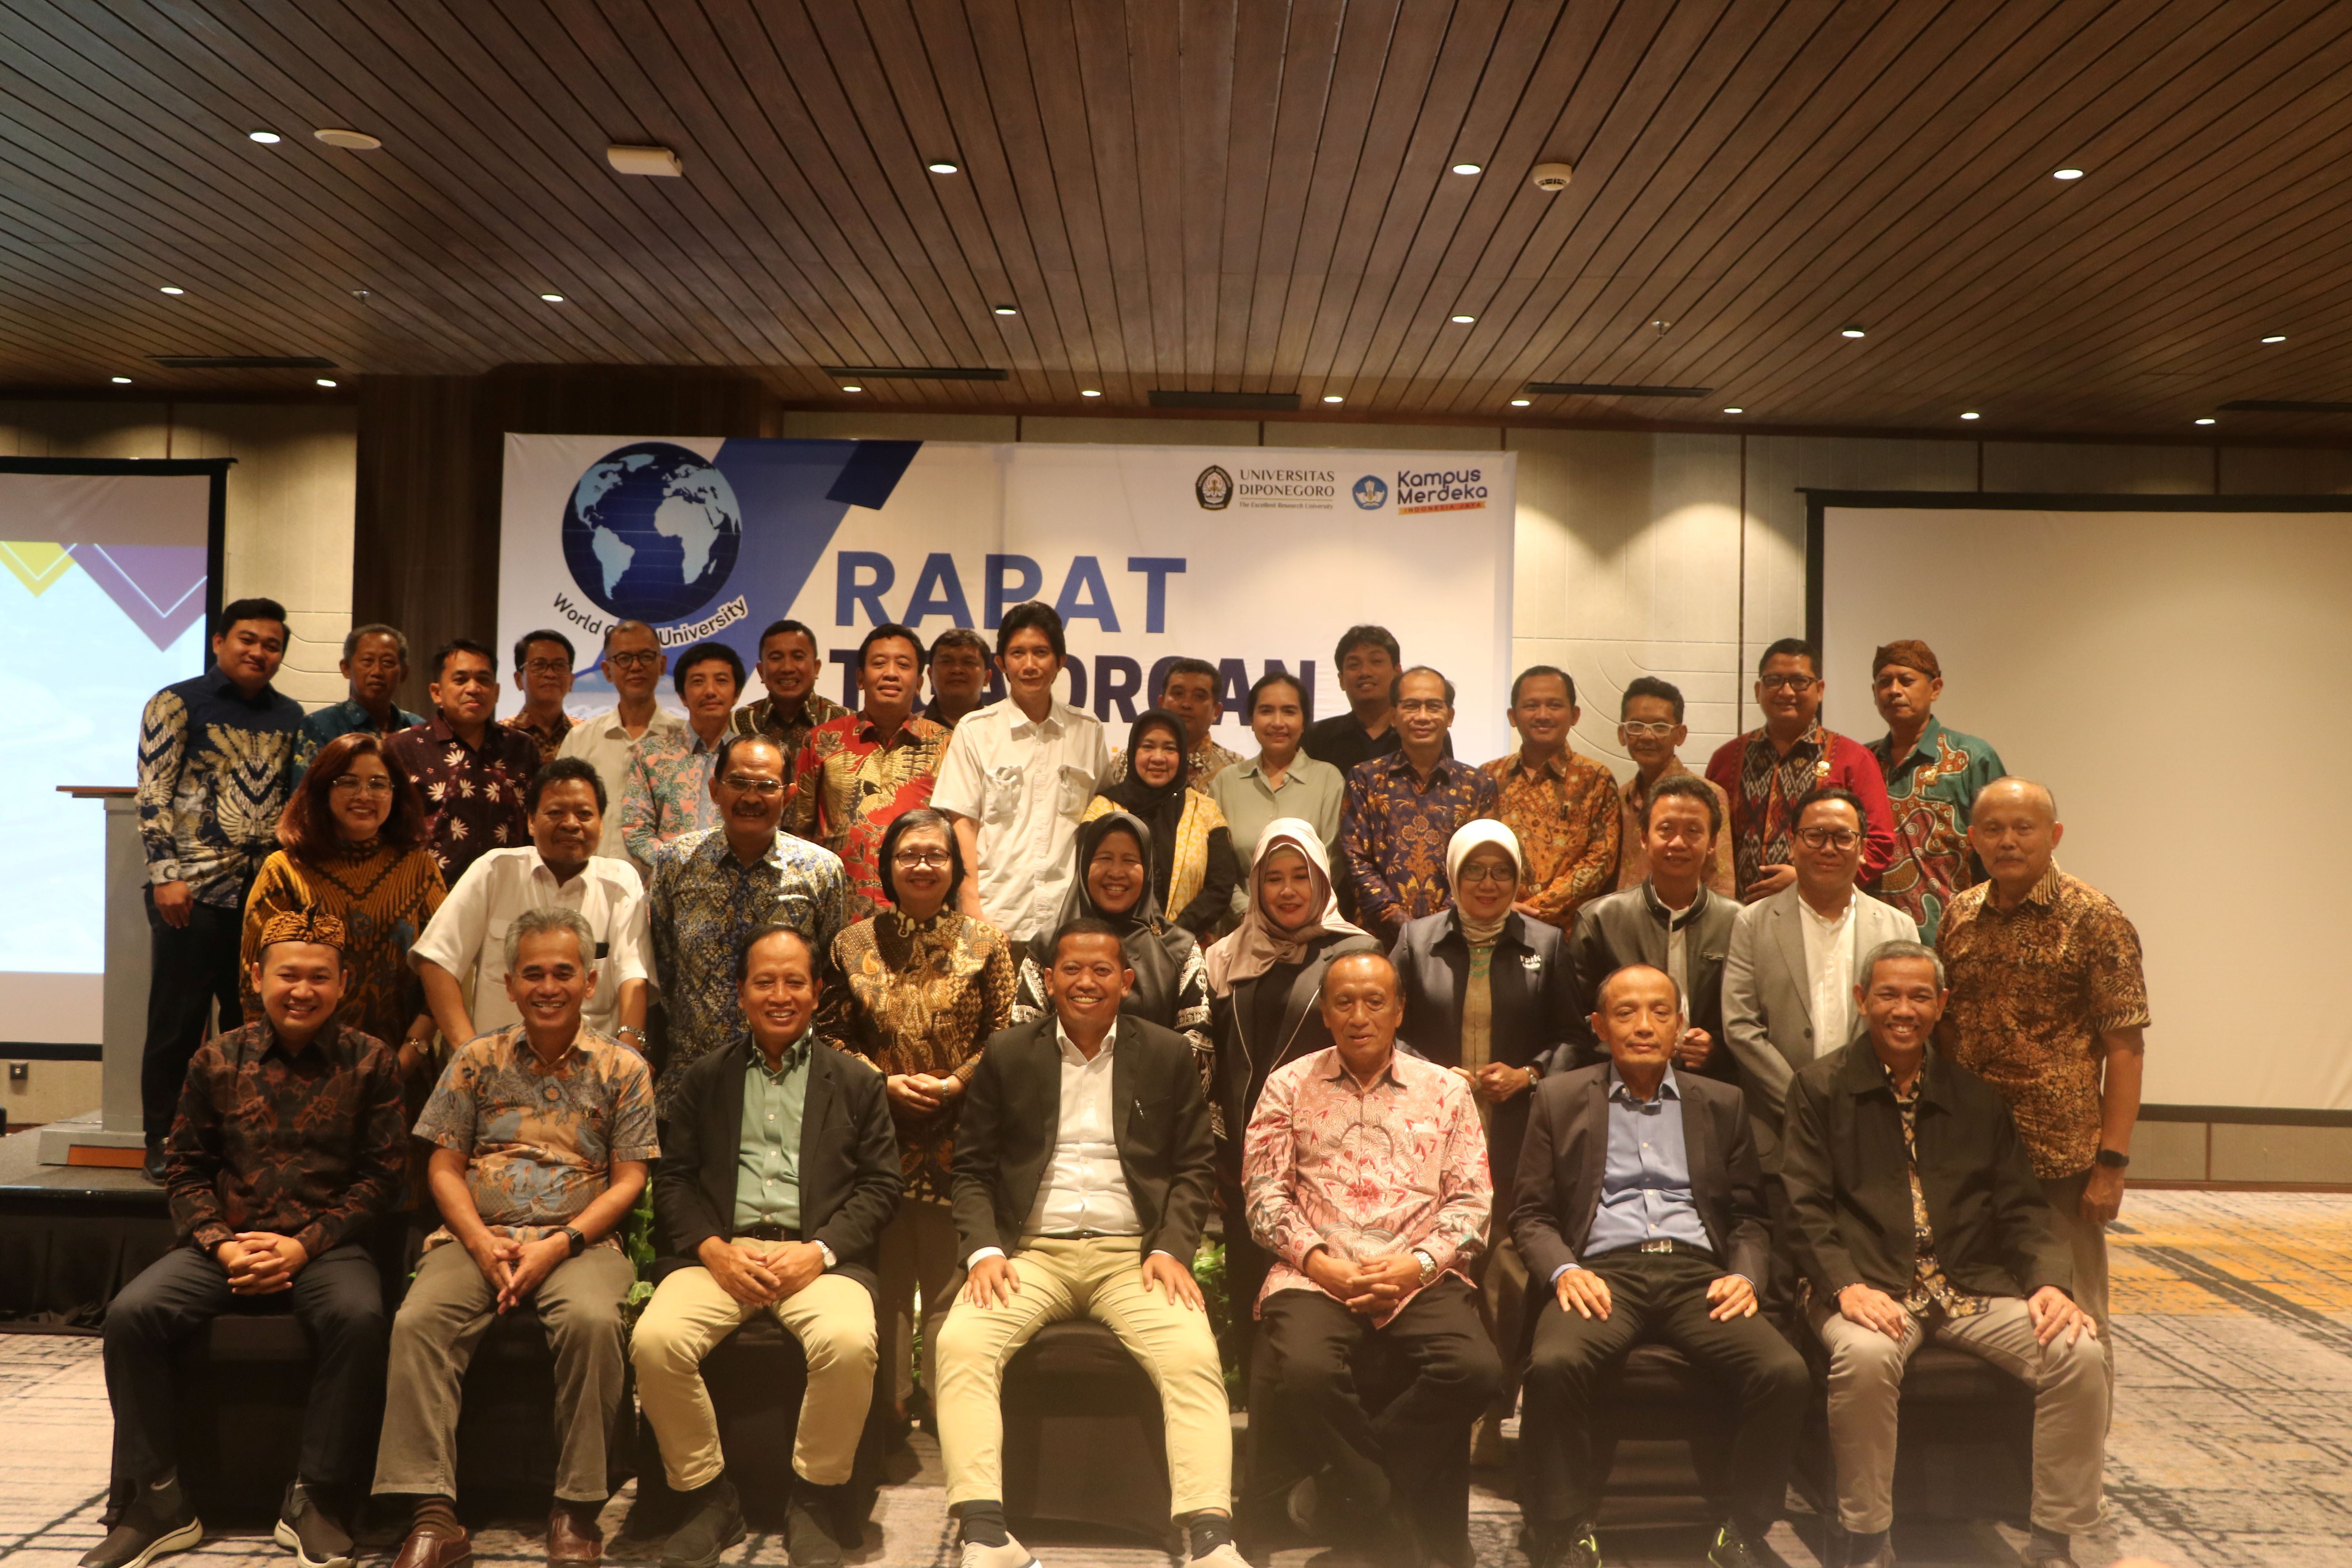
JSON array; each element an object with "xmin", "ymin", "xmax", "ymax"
[
  {"xmin": 375, "ymin": 907, "xmax": 658, "ymax": 1568},
  {"xmin": 631, "ymin": 925, "xmax": 901, "ymax": 1568},
  {"xmin": 90, "ymin": 911, "xmax": 405, "ymax": 1568},
  {"xmin": 1512, "ymin": 964, "xmax": 1806, "ymax": 1568},
  {"xmin": 1241, "ymin": 951, "xmax": 1499, "ymax": 1568},
  {"xmin": 935, "ymin": 916, "xmax": 1238, "ymax": 1568},
  {"xmin": 1782, "ymin": 940, "xmax": 2105, "ymax": 1568}
]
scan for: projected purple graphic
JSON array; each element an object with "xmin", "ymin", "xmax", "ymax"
[{"xmin": 69, "ymin": 542, "xmax": 209, "ymax": 650}]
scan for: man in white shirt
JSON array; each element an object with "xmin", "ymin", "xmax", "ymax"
[
  {"xmin": 410, "ymin": 756, "xmax": 650, "ymax": 1051},
  {"xmin": 931, "ymin": 603, "xmax": 1109, "ymax": 942},
  {"xmin": 932, "ymin": 917, "xmax": 1238, "ymax": 1568},
  {"xmin": 555, "ymin": 620, "xmax": 685, "ymax": 872}
]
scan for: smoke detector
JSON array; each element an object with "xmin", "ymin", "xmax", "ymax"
[{"xmin": 1530, "ymin": 162, "xmax": 1574, "ymax": 193}]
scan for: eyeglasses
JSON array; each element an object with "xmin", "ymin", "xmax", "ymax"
[
  {"xmin": 1796, "ymin": 828, "xmax": 1859, "ymax": 850},
  {"xmin": 522, "ymin": 658, "xmax": 572, "ymax": 677},
  {"xmin": 1759, "ymin": 672, "xmax": 1819, "ymax": 691},
  {"xmin": 329, "ymin": 775, "xmax": 395, "ymax": 795},
  {"xmin": 892, "ymin": 849, "xmax": 952, "ymax": 869},
  {"xmin": 1455, "ymin": 863, "xmax": 1517, "ymax": 886},
  {"xmin": 1619, "ymin": 720, "xmax": 1678, "ymax": 739},
  {"xmin": 722, "ymin": 775, "xmax": 786, "ymax": 796},
  {"xmin": 1396, "ymin": 699, "xmax": 1450, "ymax": 716},
  {"xmin": 605, "ymin": 650, "xmax": 660, "ymax": 670}
]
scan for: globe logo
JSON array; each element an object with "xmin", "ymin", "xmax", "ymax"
[
  {"xmin": 560, "ymin": 441, "xmax": 744, "ymax": 622},
  {"xmin": 1353, "ymin": 474, "xmax": 1388, "ymax": 509}
]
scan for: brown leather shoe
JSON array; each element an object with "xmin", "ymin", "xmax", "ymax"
[
  {"xmin": 546, "ymin": 1503, "xmax": 603, "ymax": 1566},
  {"xmin": 390, "ymin": 1523, "xmax": 472, "ymax": 1568}
]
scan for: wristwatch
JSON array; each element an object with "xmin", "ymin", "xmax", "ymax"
[
  {"xmin": 562, "ymin": 1225, "xmax": 588, "ymax": 1257},
  {"xmin": 1523, "ymin": 1060, "xmax": 1544, "ymax": 1085},
  {"xmin": 615, "ymin": 1025, "xmax": 645, "ymax": 1047},
  {"xmin": 2094, "ymin": 1148, "xmax": 2130, "ymax": 1170},
  {"xmin": 1411, "ymin": 1249, "xmax": 1438, "ymax": 1286}
]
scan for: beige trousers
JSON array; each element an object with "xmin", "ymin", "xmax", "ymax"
[
  {"xmin": 877, "ymin": 1198, "xmax": 959, "ymax": 1416},
  {"xmin": 933, "ymin": 1235, "xmax": 1230, "ymax": 1517},
  {"xmin": 1813, "ymin": 1295, "xmax": 2107, "ymax": 1536},
  {"xmin": 630, "ymin": 1261, "xmax": 877, "ymax": 1490},
  {"xmin": 2039, "ymin": 1170, "xmax": 2114, "ymax": 1403}
]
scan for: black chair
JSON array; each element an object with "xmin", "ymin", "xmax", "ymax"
[
  {"xmin": 1001, "ymin": 1319, "xmax": 1176, "ymax": 1544},
  {"xmin": 1793, "ymin": 1343, "xmax": 2036, "ymax": 1523}
]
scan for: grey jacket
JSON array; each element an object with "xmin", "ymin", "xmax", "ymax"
[
  {"xmin": 1722, "ymin": 883, "xmax": 1918, "ymax": 1166},
  {"xmin": 1563, "ymin": 880, "xmax": 1738, "ymax": 1075}
]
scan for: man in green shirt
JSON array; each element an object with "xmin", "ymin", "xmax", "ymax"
[{"xmin": 1865, "ymin": 641, "xmax": 2006, "ymax": 943}]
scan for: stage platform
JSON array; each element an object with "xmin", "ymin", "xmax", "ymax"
[{"xmin": 0, "ymin": 1121, "xmax": 171, "ymax": 1329}]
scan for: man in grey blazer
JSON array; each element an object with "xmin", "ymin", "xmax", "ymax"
[{"xmin": 1722, "ymin": 786, "xmax": 1919, "ymax": 1170}]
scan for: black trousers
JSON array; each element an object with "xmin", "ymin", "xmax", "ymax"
[
  {"xmin": 1520, "ymin": 1250, "xmax": 1809, "ymax": 1535},
  {"xmin": 102, "ymin": 1242, "xmax": 388, "ymax": 1489},
  {"xmin": 1246, "ymin": 1278, "xmax": 1501, "ymax": 1567},
  {"xmin": 141, "ymin": 891, "xmax": 247, "ymax": 1148}
]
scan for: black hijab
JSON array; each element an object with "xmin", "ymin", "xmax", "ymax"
[
  {"xmin": 1101, "ymin": 707, "xmax": 1192, "ymax": 908},
  {"xmin": 1034, "ymin": 809, "xmax": 1198, "ymax": 1027}
]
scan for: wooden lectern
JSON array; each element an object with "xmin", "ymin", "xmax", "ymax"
[{"xmin": 39, "ymin": 786, "xmax": 154, "ymax": 1166}]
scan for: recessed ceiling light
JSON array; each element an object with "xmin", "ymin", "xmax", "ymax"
[
  {"xmin": 606, "ymin": 144, "xmax": 682, "ymax": 177},
  {"xmin": 1449, "ymin": 313, "xmax": 1475, "ymax": 324},
  {"xmin": 247, "ymin": 131, "xmax": 281, "ymax": 145},
  {"xmin": 841, "ymin": 384, "xmax": 863, "ymax": 392},
  {"xmin": 2262, "ymin": 334, "xmax": 2288, "ymax": 344},
  {"xmin": 1960, "ymin": 410, "xmax": 1980, "ymax": 420},
  {"xmin": 1080, "ymin": 388, "xmax": 1101, "ymax": 397},
  {"xmin": 927, "ymin": 160, "xmax": 960, "ymax": 174},
  {"xmin": 2052, "ymin": 167, "xmax": 2084, "ymax": 180},
  {"xmin": 1722, "ymin": 407, "xmax": 1744, "ymax": 414},
  {"xmin": 1509, "ymin": 397, "xmax": 1531, "ymax": 407},
  {"xmin": 313, "ymin": 128, "xmax": 383, "ymax": 151},
  {"xmin": 1322, "ymin": 394, "xmax": 1344, "ymax": 404},
  {"xmin": 1451, "ymin": 162, "xmax": 1482, "ymax": 175},
  {"xmin": 1839, "ymin": 325, "xmax": 1866, "ymax": 338},
  {"xmin": 2194, "ymin": 416, "xmax": 2216, "ymax": 425},
  {"xmin": 315, "ymin": 378, "xmax": 338, "ymax": 388},
  {"xmin": 992, "ymin": 304, "xmax": 1018, "ymax": 316},
  {"xmin": 110, "ymin": 376, "xmax": 132, "ymax": 384},
  {"xmin": 539, "ymin": 292, "xmax": 565, "ymax": 303},
  {"xmin": 158, "ymin": 285, "xmax": 184, "ymax": 295}
]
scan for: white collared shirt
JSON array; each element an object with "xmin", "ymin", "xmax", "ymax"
[
  {"xmin": 408, "ymin": 846, "xmax": 648, "ymax": 1039},
  {"xmin": 1798, "ymin": 892, "xmax": 1858, "ymax": 1051},
  {"xmin": 1023, "ymin": 1017, "xmax": 1143, "ymax": 1240},
  {"xmin": 930, "ymin": 696, "xmax": 1109, "ymax": 940},
  {"xmin": 555, "ymin": 706, "xmax": 688, "ymax": 867}
]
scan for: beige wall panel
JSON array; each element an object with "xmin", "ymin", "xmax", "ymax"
[
  {"xmin": 1018, "ymin": 416, "xmax": 1260, "ymax": 447},
  {"xmin": 2208, "ymin": 1123, "xmax": 2352, "ymax": 1184},
  {"xmin": 778, "ymin": 410, "xmax": 1019, "ymax": 442},
  {"xmin": 2129, "ymin": 1120, "xmax": 2209, "ymax": 1182},
  {"xmin": 1982, "ymin": 441, "xmax": 2212, "ymax": 494},
  {"xmin": 2216, "ymin": 446, "xmax": 2352, "ymax": 494}
]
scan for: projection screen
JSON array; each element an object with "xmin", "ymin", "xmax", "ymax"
[{"xmin": 1813, "ymin": 492, "xmax": 2352, "ymax": 1113}]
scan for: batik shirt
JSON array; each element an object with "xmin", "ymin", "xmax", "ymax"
[
  {"xmin": 298, "ymin": 695, "xmax": 424, "ymax": 769},
  {"xmin": 642, "ymin": 827, "xmax": 849, "ymax": 1114},
  {"xmin": 386, "ymin": 716, "xmax": 541, "ymax": 886},
  {"xmin": 1243, "ymin": 1046, "xmax": 1490, "ymax": 1325},
  {"xmin": 1889, "ymin": 1065, "xmax": 1986, "ymax": 1321},
  {"xmin": 1337, "ymin": 751, "xmax": 1500, "ymax": 940},
  {"xmin": 411, "ymin": 1023, "xmax": 659, "ymax": 1252},
  {"xmin": 619, "ymin": 724, "xmax": 726, "ymax": 868},
  {"xmin": 136, "ymin": 671, "xmax": 307, "ymax": 908},
  {"xmin": 782, "ymin": 711, "xmax": 951, "ymax": 920},
  {"xmin": 730, "ymin": 691, "xmax": 853, "ymax": 785},
  {"xmin": 1481, "ymin": 748, "xmax": 1624, "ymax": 929},
  {"xmin": 1704, "ymin": 724, "xmax": 1897, "ymax": 896},
  {"xmin": 164, "ymin": 1020, "xmax": 407, "ymax": 1257},
  {"xmin": 1936, "ymin": 866, "xmax": 2151, "ymax": 1179},
  {"xmin": 1618, "ymin": 760, "xmax": 1737, "ymax": 898},
  {"xmin": 1867, "ymin": 718, "xmax": 2005, "ymax": 943},
  {"xmin": 1104, "ymin": 737, "xmax": 1244, "ymax": 795},
  {"xmin": 508, "ymin": 710, "xmax": 575, "ymax": 767}
]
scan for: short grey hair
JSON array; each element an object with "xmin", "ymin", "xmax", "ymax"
[
  {"xmin": 1595, "ymin": 962, "xmax": 1682, "ymax": 1013},
  {"xmin": 342, "ymin": 622, "xmax": 409, "ymax": 664},
  {"xmin": 1859, "ymin": 938, "xmax": 1944, "ymax": 992},
  {"xmin": 503, "ymin": 906, "xmax": 595, "ymax": 974}
]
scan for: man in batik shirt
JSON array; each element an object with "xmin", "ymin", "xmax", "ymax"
[
  {"xmin": 1480, "ymin": 665, "xmax": 1621, "ymax": 931},
  {"xmin": 730, "ymin": 618, "xmax": 850, "ymax": 783},
  {"xmin": 1706, "ymin": 637, "xmax": 1895, "ymax": 903},
  {"xmin": 783, "ymin": 624, "xmax": 949, "ymax": 920},
  {"xmin": 387, "ymin": 639, "xmax": 540, "ymax": 886},
  {"xmin": 1864, "ymin": 640, "xmax": 2005, "ymax": 942},
  {"xmin": 621, "ymin": 641, "xmax": 744, "ymax": 868},
  {"xmin": 1338, "ymin": 666, "xmax": 1499, "ymax": 944}
]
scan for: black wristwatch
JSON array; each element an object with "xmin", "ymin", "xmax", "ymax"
[
  {"xmin": 562, "ymin": 1225, "xmax": 588, "ymax": 1257},
  {"xmin": 2094, "ymin": 1148, "xmax": 2130, "ymax": 1171}
]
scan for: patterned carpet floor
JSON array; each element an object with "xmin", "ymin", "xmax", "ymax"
[{"xmin": 5, "ymin": 1189, "xmax": 2349, "ymax": 1568}]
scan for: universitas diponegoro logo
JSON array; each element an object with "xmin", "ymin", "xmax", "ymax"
[
  {"xmin": 1194, "ymin": 465, "xmax": 1233, "ymax": 510},
  {"xmin": 560, "ymin": 441, "xmax": 744, "ymax": 622}
]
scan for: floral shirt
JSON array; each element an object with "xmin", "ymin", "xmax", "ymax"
[
  {"xmin": 730, "ymin": 690, "xmax": 853, "ymax": 785},
  {"xmin": 782, "ymin": 711, "xmax": 951, "ymax": 921},
  {"xmin": 1867, "ymin": 717, "xmax": 2006, "ymax": 943},
  {"xmin": 509, "ymin": 710, "xmax": 575, "ymax": 768},
  {"xmin": 411, "ymin": 1023, "xmax": 659, "ymax": 1252},
  {"xmin": 619, "ymin": 724, "xmax": 726, "ymax": 868},
  {"xmin": 1481, "ymin": 747, "xmax": 1623, "ymax": 929},
  {"xmin": 163, "ymin": 1020, "xmax": 408, "ymax": 1258},
  {"xmin": 1936, "ymin": 865, "xmax": 2151, "ymax": 1179},
  {"xmin": 1618, "ymin": 759, "xmax": 1737, "ymax": 898},
  {"xmin": 642, "ymin": 827, "xmax": 849, "ymax": 1114},
  {"xmin": 1705, "ymin": 724, "xmax": 1897, "ymax": 896},
  {"xmin": 386, "ymin": 715, "xmax": 541, "ymax": 886},
  {"xmin": 832, "ymin": 909, "xmax": 1018, "ymax": 1202},
  {"xmin": 1337, "ymin": 751, "xmax": 1500, "ymax": 941},
  {"xmin": 1104, "ymin": 737, "xmax": 1244, "ymax": 795},
  {"xmin": 136, "ymin": 671, "xmax": 307, "ymax": 908},
  {"xmin": 1243, "ymin": 1046, "xmax": 1491, "ymax": 1325},
  {"xmin": 1890, "ymin": 1067, "xmax": 1985, "ymax": 1321}
]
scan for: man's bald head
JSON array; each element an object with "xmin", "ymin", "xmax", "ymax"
[
  {"xmin": 1968, "ymin": 776, "xmax": 2064, "ymax": 902},
  {"xmin": 1973, "ymin": 776, "xmax": 2057, "ymax": 822},
  {"xmin": 1321, "ymin": 951, "xmax": 1404, "ymax": 1082}
]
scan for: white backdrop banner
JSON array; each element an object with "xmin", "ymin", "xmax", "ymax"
[{"xmin": 498, "ymin": 437, "xmax": 1517, "ymax": 759}]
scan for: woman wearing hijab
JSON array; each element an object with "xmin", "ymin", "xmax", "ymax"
[
  {"xmin": 1086, "ymin": 707, "xmax": 1238, "ymax": 936},
  {"xmin": 1388, "ymin": 819, "xmax": 1580, "ymax": 1463},
  {"xmin": 1209, "ymin": 671, "xmax": 1344, "ymax": 920}
]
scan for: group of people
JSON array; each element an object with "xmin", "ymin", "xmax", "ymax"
[{"xmin": 99, "ymin": 594, "xmax": 2147, "ymax": 1568}]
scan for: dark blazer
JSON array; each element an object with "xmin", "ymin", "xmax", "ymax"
[
  {"xmin": 1563, "ymin": 881, "xmax": 1738, "ymax": 1078},
  {"xmin": 951, "ymin": 1013, "xmax": 1216, "ymax": 1264},
  {"xmin": 1780, "ymin": 1042, "xmax": 2070, "ymax": 1303},
  {"xmin": 1509, "ymin": 1062, "xmax": 1771, "ymax": 1292},
  {"xmin": 1389, "ymin": 909, "xmax": 1576, "ymax": 1210},
  {"xmin": 650, "ymin": 1038, "xmax": 904, "ymax": 1298},
  {"xmin": 1210, "ymin": 931, "xmax": 1383, "ymax": 1165}
]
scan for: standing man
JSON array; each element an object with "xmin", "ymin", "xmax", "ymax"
[
  {"xmin": 932, "ymin": 601, "xmax": 1110, "ymax": 944},
  {"xmin": 641, "ymin": 734, "xmax": 849, "ymax": 1114},
  {"xmin": 1240, "ymin": 951, "xmax": 1498, "ymax": 1568},
  {"xmin": 375, "ymin": 908, "xmax": 656, "ymax": 1568},
  {"xmin": 388, "ymin": 639, "xmax": 541, "ymax": 888},
  {"xmin": 921, "ymin": 628, "xmax": 994, "ymax": 730},
  {"xmin": 1513, "ymin": 965, "xmax": 1806, "ymax": 1568},
  {"xmin": 1337, "ymin": 666, "xmax": 1499, "ymax": 944},
  {"xmin": 621, "ymin": 641, "xmax": 743, "ymax": 869},
  {"xmin": 89, "ymin": 912, "xmax": 405, "ymax": 1568},
  {"xmin": 410, "ymin": 757, "xmax": 650, "ymax": 1053},
  {"xmin": 1783, "ymin": 940, "xmax": 2104, "ymax": 1568},
  {"xmin": 556, "ymin": 620, "xmax": 685, "ymax": 871},
  {"xmin": 508, "ymin": 629, "xmax": 579, "ymax": 766},
  {"xmin": 1481, "ymin": 666, "xmax": 1621, "ymax": 932},
  {"xmin": 1865, "ymin": 641, "xmax": 2006, "ymax": 942},
  {"xmin": 302, "ymin": 624, "xmax": 423, "ymax": 759},
  {"xmin": 782, "ymin": 623, "xmax": 950, "ymax": 921},
  {"xmin": 1615, "ymin": 677, "xmax": 1734, "ymax": 897},
  {"xmin": 1306, "ymin": 625, "xmax": 1419, "ymax": 774},
  {"xmin": 1937, "ymin": 778, "xmax": 2148, "ymax": 1353},
  {"xmin": 135, "ymin": 596, "xmax": 308, "ymax": 1182},
  {"xmin": 731, "ymin": 619, "xmax": 850, "ymax": 781},
  {"xmin": 1106, "ymin": 659, "xmax": 1241, "ymax": 791},
  {"xmin": 1705, "ymin": 638, "xmax": 1895, "ymax": 903},
  {"xmin": 632, "ymin": 926, "xmax": 901, "ymax": 1568}
]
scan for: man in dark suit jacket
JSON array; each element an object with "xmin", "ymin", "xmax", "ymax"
[
  {"xmin": 629, "ymin": 925, "xmax": 901, "ymax": 1568},
  {"xmin": 934, "ymin": 916, "xmax": 1238, "ymax": 1568},
  {"xmin": 1782, "ymin": 939, "xmax": 2103, "ymax": 1568},
  {"xmin": 1512, "ymin": 964, "xmax": 1808, "ymax": 1568}
]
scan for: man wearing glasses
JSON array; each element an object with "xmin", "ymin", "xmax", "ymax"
[
  {"xmin": 508, "ymin": 628, "xmax": 580, "ymax": 765},
  {"xmin": 638, "ymin": 734, "xmax": 848, "ymax": 1114},
  {"xmin": 558, "ymin": 620, "xmax": 687, "ymax": 871},
  {"xmin": 1337, "ymin": 666, "xmax": 1500, "ymax": 943},
  {"xmin": 1704, "ymin": 638, "xmax": 1896, "ymax": 903},
  {"xmin": 1614, "ymin": 677, "xmax": 1735, "ymax": 897}
]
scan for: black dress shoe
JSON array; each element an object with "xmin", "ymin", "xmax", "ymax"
[
  {"xmin": 141, "ymin": 1147, "xmax": 168, "ymax": 1185},
  {"xmin": 82, "ymin": 1475, "xmax": 201, "ymax": 1568},
  {"xmin": 784, "ymin": 1482, "xmax": 849, "ymax": 1568},
  {"xmin": 659, "ymin": 1477, "xmax": 744, "ymax": 1568}
]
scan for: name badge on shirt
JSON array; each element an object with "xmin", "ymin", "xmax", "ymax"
[{"xmin": 1521, "ymin": 954, "xmax": 1543, "ymax": 972}]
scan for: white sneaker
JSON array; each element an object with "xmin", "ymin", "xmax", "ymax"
[
  {"xmin": 1189, "ymin": 1544, "xmax": 1254, "ymax": 1568},
  {"xmin": 958, "ymin": 1535, "xmax": 1040, "ymax": 1568}
]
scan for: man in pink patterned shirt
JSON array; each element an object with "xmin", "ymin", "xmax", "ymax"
[{"xmin": 1238, "ymin": 951, "xmax": 1498, "ymax": 1568}]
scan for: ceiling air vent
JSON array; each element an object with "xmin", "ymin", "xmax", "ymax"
[
  {"xmin": 1148, "ymin": 390, "xmax": 1301, "ymax": 411},
  {"xmin": 1523, "ymin": 381, "xmax": 1713, "ymax": 397},
  {"xmin": 152, "ymin": 355, "xmax": 338, "ymax": 369},
  {"xmin": 819, "ymin": 365, "xmax": 1007, "ymax": 381},
  {"xmin": 2217, "ymin": 399, "xmax": 2352, "ymax": 414}
]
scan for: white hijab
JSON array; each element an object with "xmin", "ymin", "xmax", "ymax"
[
  {"xmin": 1445, "ymin": 818, "xmax": 1524, "ymax": 946},
  {"xmin": 1204, "ymin": 818, "xmax": 1368, "ymax": 996}
]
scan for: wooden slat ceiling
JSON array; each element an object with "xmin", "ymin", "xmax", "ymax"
[{"xmin": 4, "ymin": 0, "xmax": 2352, "ymax": 437}]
